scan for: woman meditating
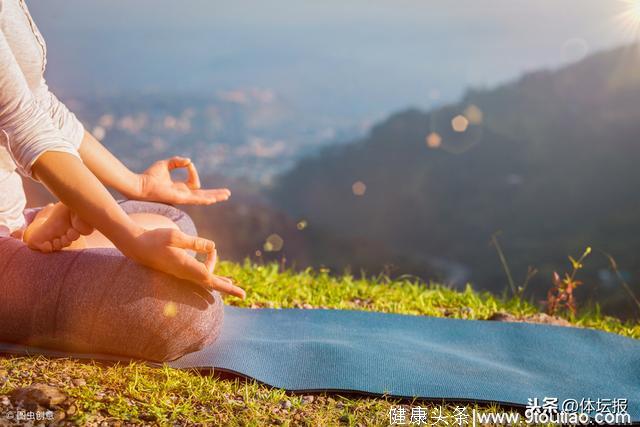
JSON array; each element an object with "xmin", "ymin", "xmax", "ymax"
[{"xmin": 0, "ymin": 0, "xmax": 244, "ymax": 361}]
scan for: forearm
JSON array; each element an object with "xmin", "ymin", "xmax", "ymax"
[
  {"xmin": 31, "ymin": 151, "xmax": 143, "ymax": 253},
  {"xmin": 30, "ymin": 149, "xmax": 243, "ymax": 295},
  {"xmin": 78, "ymin": 130, "xmax": 142, "ymax": 198}
]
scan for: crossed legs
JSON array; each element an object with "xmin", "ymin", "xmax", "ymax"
[
  {"xmin": 22, "ymin": 201, "xmax": 181, "ymax": 251},
  {"xmin": 0, "ymin": 201, "xmax": 223, "ymax": 362}
]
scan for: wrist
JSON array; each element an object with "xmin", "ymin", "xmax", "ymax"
[
  {"xmin": 103, "ymin": 215, "xmax": 146, "ymax": 256},
  {"xmin": 120, "ymin": 172, "xmax": 145, "ymax": 200},
  {"xmin": 113, "ymin": 228, "xmax": 145, "ymax": 260}
]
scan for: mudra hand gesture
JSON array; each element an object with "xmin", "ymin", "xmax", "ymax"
[{"xmin": 137, "ymin": 156, "xmax": 231, "ymax": 205}]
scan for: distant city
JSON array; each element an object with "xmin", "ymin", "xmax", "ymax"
[{"xmin": 68, "ymin": 90, "xmax": 372, "ymax": 184}]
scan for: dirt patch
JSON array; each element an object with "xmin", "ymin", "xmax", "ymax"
[{"xmin": 487, "ymin": 312, "xmax": 573, "ymax": 327}]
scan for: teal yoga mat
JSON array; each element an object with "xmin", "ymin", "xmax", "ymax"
[{"xmin": 2, "ymin": 306, "xmax": 639, "ymax": 421}]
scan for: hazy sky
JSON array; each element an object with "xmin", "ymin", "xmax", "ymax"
[{"xmin": 29, "ymin": 0, "xmax": 638, "ymax": 119}]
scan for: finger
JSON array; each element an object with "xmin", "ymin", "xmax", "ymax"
[
  {"xmin": 169, "ymin": 249, "xmax": 216, "ymax": 287},
  {"xmin": 198, "ymin": 188, "xmax": 231, "ymax": 200},
  {"xmin": 215, "ymin": 275, "xmax": 235, "ymax": 286},
  {"xmin": 167, "ymin": 156, "xmax": 201, "ymax": 190},
  {"xmin": 167, "ymin": 156, "xmax": 191, "ymax": 170},
  {"xmin": 185, "ymin": 161, "xmax": 201, "ymax": 190},
  {"xmin": 209, "ymin": 275, "xmax": 246, "ymax": 299},
  {"xmin": 205, "ymin": 248, "xmax": 217, "ymax": 273},
  {"xmin": 167, "ymin": 230, "xmax": 215, "ymax": 253},
  {"xmin": 179, "ymin": 189, "xmax": 231, "ymax": 205},
  {"xmin": 221, "ymin": 276, "xmax": 234, "ymax": 284},
  {"xmin": 52, "ymin": 238, "xmax": 63, "ymax": 252},
  {"xmin": 170, "ymin": 250, "xmax": 244, "ymax": 297}
]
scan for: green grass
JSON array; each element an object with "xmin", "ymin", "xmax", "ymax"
[{"xmin": 1, "ymin": 261, "xmax": 638, "ymax": 426}]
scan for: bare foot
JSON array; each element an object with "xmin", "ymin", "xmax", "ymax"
[{"xmin": 23, "ymin": 202, "xmax": 94, "ymax": 252}]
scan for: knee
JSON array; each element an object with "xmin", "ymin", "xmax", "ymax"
[
  {"xmin": 143, "ymin": 290, "xmax": 225, "ymax": 362},
  {"xmin": 127, "ymin": 212, "xmax": 181, "ymax": 232},
  {"xmin": 118, "ymin": 200, "xmax": 197, "ymax": 236},
  {"xmin": 0, "ymin": 240, "xmax": 225, "ymax": 363},
  {"xmin": 65, "ymin": 256, "xmax": 226, "ymax": 363},
  {"xmin": 176, "ymin": 290, "xmax": 225, "ymax": 357}
]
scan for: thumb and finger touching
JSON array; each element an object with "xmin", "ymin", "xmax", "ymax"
[{"xmin": 167, "ymin": 156, "xmax": 201, "ymax": 190}]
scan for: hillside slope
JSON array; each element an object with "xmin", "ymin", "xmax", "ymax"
[{"xmin": 271, "ymin": 44, "xmax": 640, "ymax": 316}]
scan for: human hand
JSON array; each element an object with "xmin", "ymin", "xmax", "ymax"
[
  {"xmin": 121, "ymin": 227, "xmax": 245, "ymax": 298},
  {"xmin": 137, "ymin": 156, "xmax": 231, "ymax": 205}
]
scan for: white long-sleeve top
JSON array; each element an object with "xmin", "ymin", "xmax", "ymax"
[{"xmin": 0, "ymin": 0, "xmax": 84, "ymax": 234}]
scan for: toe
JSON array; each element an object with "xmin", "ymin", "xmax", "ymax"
[
  {"xmin": 59, "ymin": 235, "xmax": 71, "ymax": 248},
  {"xmin": 66, "ymin": 228, "xmax": 80, "ymax": 241},
  {"xmin": 52, "ymin": 238, "xmax": 62, "ymax": 251}
]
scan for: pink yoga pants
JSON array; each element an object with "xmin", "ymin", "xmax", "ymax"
[{"xmin": 0, "ymin": 201, "xmax": 224, "ymax": 362}]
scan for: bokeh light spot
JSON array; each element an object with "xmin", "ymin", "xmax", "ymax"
[
  {"xmin": 464, "ymin": 105, "xmax": 484, "ymax": 125},
  {"xmin": 264, "ymin": 233, "xmax": 284, "ymax": 252},
  {"xmin": 297, "ymin": 220, "xmax": 308, "ymax": 230},
  {"xmin": 163, "ymin": 302, "xmax": 177, "ymax": 318},
  {"xmin": 426, "ymin": 132, "xmax": 442, "ymax": 148},
  {"xmin": 98, "ymin": 114, "xmax": 114, "ymax": 128},
  {"xmin": 352, "ymin": 181, "xmax": 367, "ymax": 196},
  {"xmin": 451, "ymin": 115, "xmax": 469, "ymax": 133},
  {"xmin": 92, "ymin": 126, "xmax": 106, "ymax": 141}
]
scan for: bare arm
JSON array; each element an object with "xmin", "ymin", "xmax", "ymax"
[
  {"xmin": 32, "ymin": 151, "xmax": 143, "ymax": 248},
  {"xmin": 77, "ymin": 130, "xmax": 142, "ymax": 198},
  {"xmin": 31, "ymin": 151, "xmax": 245, "ymax": 298}
]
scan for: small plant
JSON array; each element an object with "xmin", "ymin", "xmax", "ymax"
[
  {"xmin": 490, "ymin": 232, "xmax": 537, "ymax": 298},
  {"xmin": 546, "ymin": 247, "xmax": 591, "ymax": 317},
  {"xmin": 601, "ymin": 250, "xmax": 640, "ymax": 316}
]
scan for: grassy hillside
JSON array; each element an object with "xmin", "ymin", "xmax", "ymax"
[{"xmin": 1, "ymin": 262, "xmax": 638, "ymax": 425}]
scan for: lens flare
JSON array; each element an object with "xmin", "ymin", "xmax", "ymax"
[
  {"xmin": 352, "ymin": 181, "xmax": 367, "ymax": 196},
  {"xmin": 264, "ymin": 233, "xmax": 284, "ymax": 252},
  {"xmin": 451, "ymin": 115, "xmax": 469, "ymax": 133},
  {"xmin": 426, "ymin": 132, "xmax": 442, "ymax": 148},
  {"xmin": 616, "ymin": 0, "xmax": 640, "ymax": 38},
  {"xmin": 163, "ymin": 302, "xmax": 177, "ymax": 318}
]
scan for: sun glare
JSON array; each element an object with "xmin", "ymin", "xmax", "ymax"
[{"xmin": 617, "ymin": 0, "xmax": 640, "ymax": 38}]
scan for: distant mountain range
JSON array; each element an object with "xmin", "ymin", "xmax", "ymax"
[{"xmin": 270, "ymin": 44, "xmax": 640, "ymax": 317}]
